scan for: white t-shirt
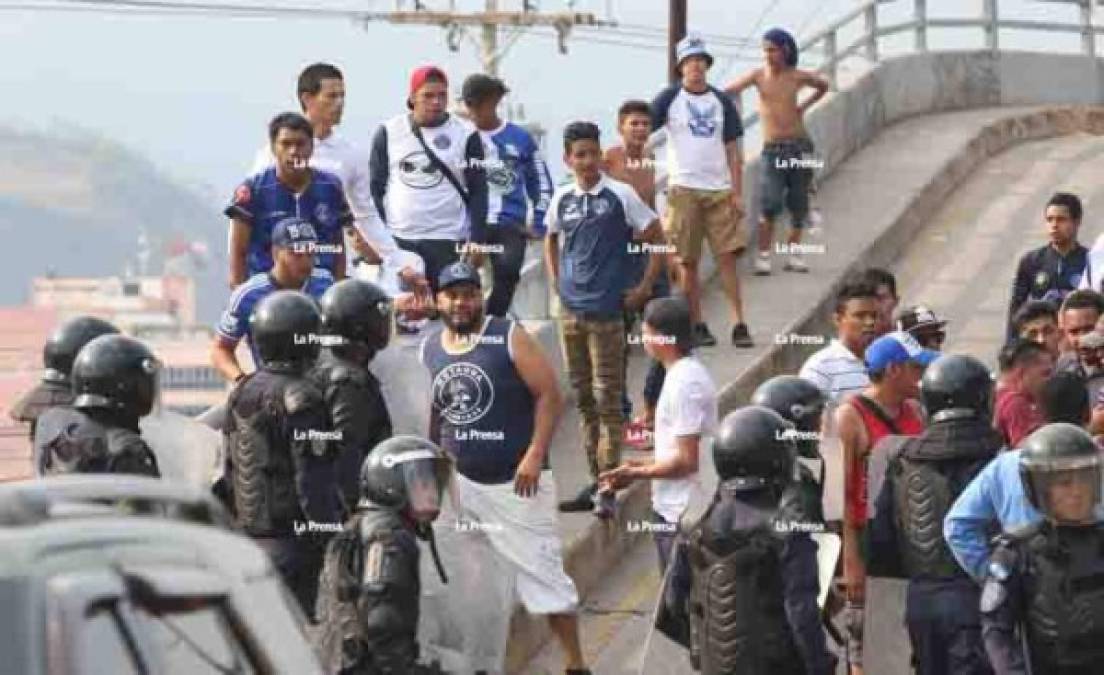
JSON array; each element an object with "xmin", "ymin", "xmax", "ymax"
[
  {"xmin": 373, "ymin": 113, "xmax": 481, "ymax": 241},
  {"xmin": 1080, "ymin": 232, "xmax": 1104, "ymax": 292},
  {"xmin": 652, "ymin": 84, "xmax": 743, "ymax": 191},
  {"xmin": 798, "ymin": 338, "xmax": 870, "ymax": 405},
  {"xmin": 652, "ymin": 356, "xmax": 717, "ymax": 524},
  {"xmin": 250, "ymin": 130, "xmax": 401, "ymax": 267}
]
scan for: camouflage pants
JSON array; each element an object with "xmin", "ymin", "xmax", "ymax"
[{"xmin": 559, "ymin": 311, "xmax": 626, "ymax": 479}]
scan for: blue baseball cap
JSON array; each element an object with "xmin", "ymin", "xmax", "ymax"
[
  {"xmin": 865, "ymin": 331, "xmax": 940, "ymax": 374},
  {"xmin": 272, "ymin": 217, "xmax": 319, "ymax": 250},
  {"xmin": 437, "ymin": 261, "xmax": 481, "ymax": 291},
  {"xmin": 676, "ymin": 33, "xmax": 714, "ymax": 69}
]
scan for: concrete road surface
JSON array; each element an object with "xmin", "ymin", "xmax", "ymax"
[{"xmin": 523, "ymin": 131, "xmax": 1104, "ymax": 675}]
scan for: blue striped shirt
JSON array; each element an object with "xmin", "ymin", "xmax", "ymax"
[
  {"xmin": 215, "ymin": 270, "xmax": 333, "ymax": 364},
  {"xmin": 479, "ymin": 121, "xmax": 553, "ymax": 233}
]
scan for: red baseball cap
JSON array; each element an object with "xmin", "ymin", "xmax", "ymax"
[{"xmin": 408, "ymin": 65, "xmax": 448, "ymax": 108}]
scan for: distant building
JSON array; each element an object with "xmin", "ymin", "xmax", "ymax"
[
  {"xmin": 31, "ymin": 273, "xmax": 197, "ymax": 330},
  {"xmin": 2, "ymin": 272, "xmax": 227, "ymax": 465}
]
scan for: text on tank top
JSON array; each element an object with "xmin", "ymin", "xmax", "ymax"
[{"xmin": 422, "ymin": 317, "xmax": 539, "ymax": 484}]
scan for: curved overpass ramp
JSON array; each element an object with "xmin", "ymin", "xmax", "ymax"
[{"xmin": 515, "ymin": 47, "xmax": 1104, "ymax": 675}]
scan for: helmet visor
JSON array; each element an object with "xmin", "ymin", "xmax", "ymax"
[
  {"xmin": 1027, "ymin": 458, "xmax": 1102, "ymax": 524},
  {"xmin": 397, "ymin": 454, "xmax": 453, "ymax": 522}
]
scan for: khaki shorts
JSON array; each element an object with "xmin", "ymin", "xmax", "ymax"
[{"xmin": 663, "ymin": 185, "xmax": 747, "ymax": 264}]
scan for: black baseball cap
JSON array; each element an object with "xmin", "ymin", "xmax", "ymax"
[
  {"xmin": 895, "ymin": 305, "xmax": 948, "ymax": 334},
  {"xmin": 461, "ymin": 74, "xmax": 509, "ymax": 104},
  {"xmin": 438, "ymin": 261, "xmax": 482, "ymax": 291}
]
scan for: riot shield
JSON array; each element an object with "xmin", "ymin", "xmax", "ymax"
[
  {"xmin": 810, "ymin": 532, "xmax": 841, "ymax": 610},
  {"xmin": 864, "ymin": 433, "xmax": 913, "ymax": 675},
  {"xmin": 417, "ymin": 481, "xmax": 515, "ymax": 674},
  {"xmin": 140, "ymin": 407, "xmax": 221, "ymax": 488},
  {"xmin": 371, "ymin": 336, "xmax": 433, "ymax": 437}
]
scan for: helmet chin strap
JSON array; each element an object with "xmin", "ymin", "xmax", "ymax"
[{"xmin": 413, "ymin": 521, "xmax": 450, "ymax": 584}]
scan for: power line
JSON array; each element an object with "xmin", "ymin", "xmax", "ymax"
[
  {"xmin": 11, "ymin": 0, "xmax": 369, "ymax": 17},
  {"xmin": 739, "ymin": 0, "xmax": 786, "ymax": 54},
  {"xmin": 529, "ymin": 27, "xmax": 762, "ymax": 61}
]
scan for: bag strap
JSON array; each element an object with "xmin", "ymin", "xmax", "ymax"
[
  {"xmin": 410, "ymin": 116, "xmax": 470, "ymax": 205},
  {"xmin": 851, "ymin": 394, "xmax": 903, "ymax": 435}
]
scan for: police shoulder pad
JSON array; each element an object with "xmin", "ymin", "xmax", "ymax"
[
  {"xmin": 283, "ymin": 380, "xmax": 324, "ymax": 415},
  {"xmin": 328, "ymin": 361, "xmax": 368, "ymax": 389},
  {"xmin": 104, "ymin": 427, "xmax": 146, "ymax": 457},
  {"xmin": 359, "ymin": 525, "xmax": 404, "ymax": 591}
]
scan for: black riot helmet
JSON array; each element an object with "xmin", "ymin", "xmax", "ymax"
[
  {"xmin": 42, "ymin": 316, "xmax": 119, "ymax": 385},
  {"xmin": 920, "ymin": 354, "xmax": 994, "ymax": 422},
  {"xmin": 713, "ymin": 406, "xmax": 797, "ymax": 491},
  {"xmin": 1019, "ymin": 423, "xmax": 1102, "ymax": 525},
  {"xmin": 359, "ymin": 435, "xmax": 453, "ymax": 522},
  {"xmin": 71, "ymin": 334, "xmax": 161, "ymax": 419},
  {"xmin": 250, "ymin": 290, "xmax": 322, "ymax": 373},
  {"xmin": 318, "ymin": 279, "xmax": 393, "ymax": 362},
  {"xmin": 751, "ymin": 375, "xmax": 826, "ymax": 458}
]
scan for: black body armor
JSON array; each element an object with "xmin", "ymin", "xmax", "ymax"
[{"xmin": 223, "ymin": 370, "xmax": 335, "ymax": 537}]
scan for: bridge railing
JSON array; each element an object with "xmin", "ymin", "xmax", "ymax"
[{"xmin": 742, "ymin": 0, "xmax": 1101, "ymax": 130}]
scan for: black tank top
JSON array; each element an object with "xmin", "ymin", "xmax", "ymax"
[{"xmin": 422, "ymin": 317, "xmax": 538, "ymax": 484}]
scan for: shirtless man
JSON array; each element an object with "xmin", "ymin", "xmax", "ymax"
[{"xmin": 726, "ymin": 27, "xmax": 829, "ymax": 275}]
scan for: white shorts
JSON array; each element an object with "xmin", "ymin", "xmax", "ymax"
[
  {"xmin": 450, "ymin": 470, "xmax": 580, "ymax": 615},
  {"xmin": 418, "ymin": 471, "xmax": 578, "ymax": 673}
]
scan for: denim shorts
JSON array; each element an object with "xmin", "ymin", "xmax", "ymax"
[{"xmin": 760, "ymin": 137, "xmax": 816, "ymax": 227}]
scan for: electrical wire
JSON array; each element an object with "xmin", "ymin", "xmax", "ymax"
[
  {"xmin": 528, "ymin": 26, "xmax": 760, "ymax": 61},
  {"xmin": 0, "ymin": 0, "xmax": 377, "ymax": 17}
]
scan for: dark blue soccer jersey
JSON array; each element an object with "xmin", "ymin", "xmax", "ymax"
[
  {"xmin": 215, "ymin": 270, "xmax": 333, "ymax": 365},
  {"xmin": 225, "ymin": 167, "xmax": 353, "ymax": 277}
]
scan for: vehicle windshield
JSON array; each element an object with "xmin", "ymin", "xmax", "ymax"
[{"xmin": 128, "ymin": 597, "xmax": 256, "ymax": 675}]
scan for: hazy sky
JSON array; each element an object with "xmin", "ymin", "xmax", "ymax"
[{"xmin": 0, "ymin": 0, "xmax": 1092, "ymax": 202}]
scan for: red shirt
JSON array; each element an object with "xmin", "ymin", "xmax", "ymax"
[
  {"xmin": 994, "ymin": 385, "xmax": 1044, "ymax": 449},
  {"xmin": 846, "ymin": 396, "xmax": 925, "ymax": 526}
]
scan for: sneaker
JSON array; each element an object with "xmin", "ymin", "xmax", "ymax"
[
  {"xmin": 731, "ymin": 323, "xmax": 754, "ymax": 348},
  {"xmin": 754, "ymin": 251, "xmax": 772, "ymax": 275},
  {"xmin": 784, "ymin": 255, "xmax": 809, "ymax": 273},
  {"xmin": 558, "ymin": 483, "xmax": 597, "ymax": 512},
  {"xmin": 693, "ymin": 323, "xmax": 718, "ymax": 348},
  {"xmin": 592, "ymin": 490, "xmax": 616, "ymax": 519}
]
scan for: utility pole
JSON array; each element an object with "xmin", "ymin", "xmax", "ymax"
[
  {"xmin": 360, "ymin": 0, "xmax": 615, "ymax": 77},
  {"xmin": 668, "ymin": 0, "xmax": 687, "ymax": 84}
]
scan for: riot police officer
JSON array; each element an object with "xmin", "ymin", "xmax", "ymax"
[
  {"xmin": 981, "ymin": 423, "xmax": 1104, "ymax": 674},
  {"xmin": 38, "ymin": 333, "xmax": 161, "ymax": 477},
  {"xmin": 752, "ymin": 375, "xmax": 828, "ymax": 524},
  {"xmin": 310, "ymin": 279, "xmax": 395, "ymax": 516},
  {"xmin": 223, "ymin": 289, "xmax": 339, "ymax": 618},
  {"xmin": 685, "ymin": 406, "xmax": 836, "ymax": 675},
  {"xmin": 8, "ymin": 315, "xmax": 118, "ymax": 473},
  {"xmin": 315, "ymin": 435, "xmax": 452, "ymax": 675},
  {"xmin": 866, "ymin": 354, "xmax": 1001, "ymax": 675}
]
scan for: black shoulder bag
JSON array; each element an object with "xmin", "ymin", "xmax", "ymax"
[{"xmin": 409, "ymin": 116, "xmax": 470, "ymax": 205}]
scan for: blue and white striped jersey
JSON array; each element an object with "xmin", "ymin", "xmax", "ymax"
[{"xmin": 479, "ymin": 121, "xmax": 553, "ymax": 233}]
